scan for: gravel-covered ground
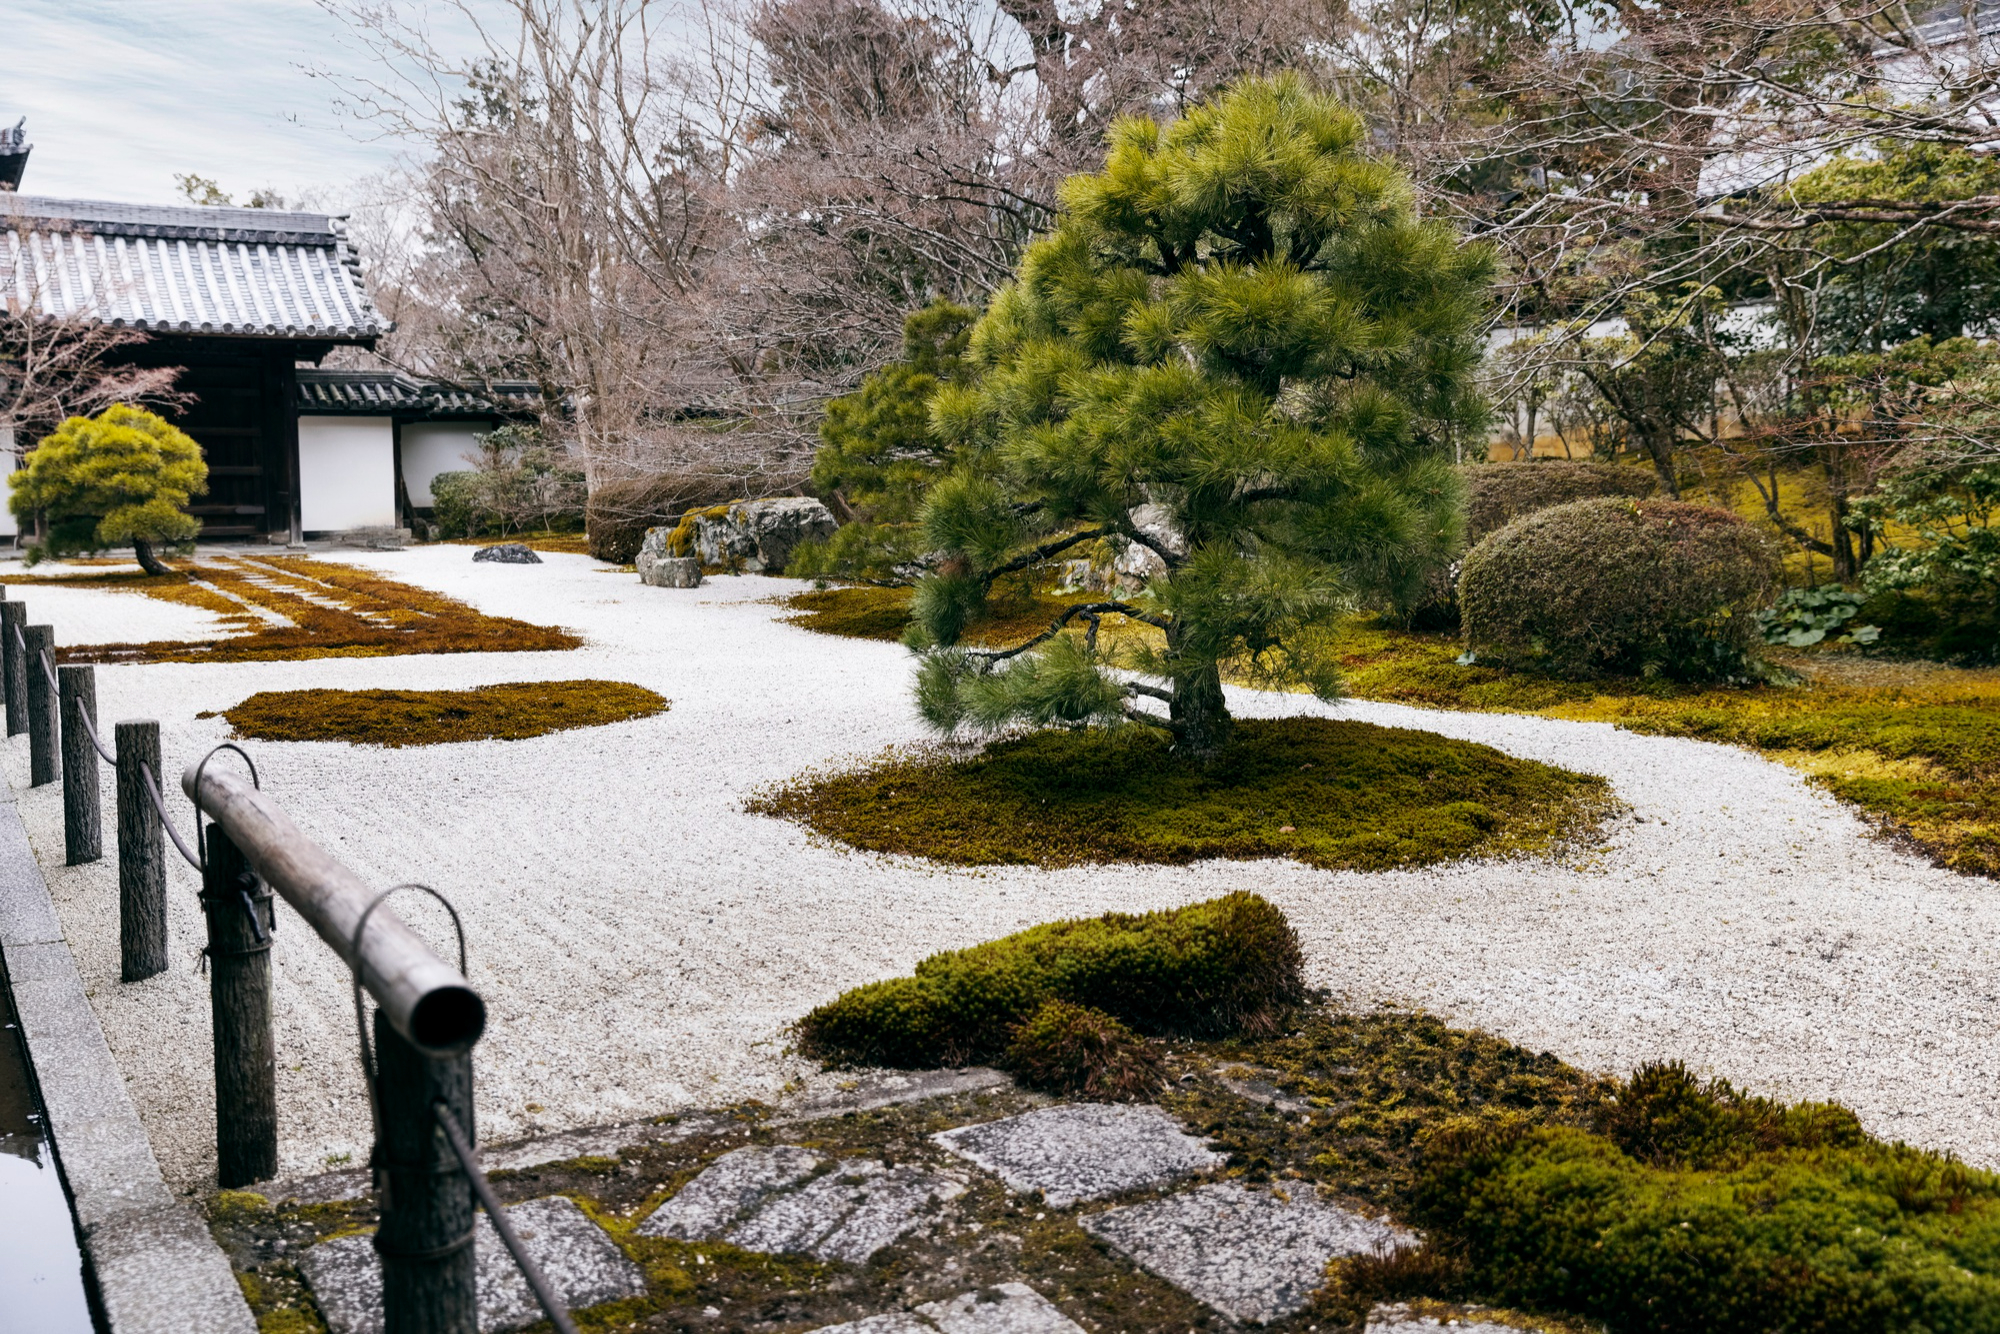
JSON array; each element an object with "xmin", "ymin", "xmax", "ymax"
[{"xmin": 6, "ymin": 546, "xmax": 1996, "ymax": 1187}]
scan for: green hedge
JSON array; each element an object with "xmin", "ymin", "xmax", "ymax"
[
  {"xmin": 1460, "ymin": 498, "xmax": 1777, "ymax": 681},
  {"xmin": 1464, "ymin": 461, "xmax": 1658, "ymax": 545},
  {"xmin": 793, "ymin": 892, "xmax": 1305, "ymax": 1067}
]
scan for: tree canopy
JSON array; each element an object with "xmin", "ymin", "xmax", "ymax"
[
  {"xmin": 10, "ymin": 404, "xmax": 208, "ymax": 575},
  {"xmin": 910, "ymin": 76, "xmax": 1492, "ymax": 758}
]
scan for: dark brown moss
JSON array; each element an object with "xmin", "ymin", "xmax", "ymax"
[
  {"xmin": 778, "ymin": 579, "xmax": 1109, "ymax": 648},
  {"xmin": 207, "ymin": 680, "xmax": 666, "ymax": 747},
  {"xmin": 1002, "ymin": 1000, "xmax": 1167, "ymax": 1101},
  {"xmin": 22, "ymin": 556, "xmax": 582, "ymax": 664},
  {"xmin": 752, "ymin": 716, "xmax": 1613, "ymax": 872}
]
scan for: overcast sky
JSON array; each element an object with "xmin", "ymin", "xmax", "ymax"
[{"xmin": 3, "ymin": 1, "xmax": 488, "ymax": 206}]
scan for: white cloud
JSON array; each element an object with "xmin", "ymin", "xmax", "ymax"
[{"xmin": 3, "ymin": 0, "xmax": 492, "ymax": 205}]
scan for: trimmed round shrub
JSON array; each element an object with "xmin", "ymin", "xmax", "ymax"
[
  {"xmin": 1461, "ymin": 498, "xmax": 1777, "ymax": 681},
  {"xmin": 792, "ymin": 891, "xmax": 1306, "ymax": 1068},
  {"xmin": 1001, "ymin": 1000, "xmax": 1165, "ymax": 1100},
  {"xmin": 1464, "ymin": 461, "xmax": 1658, "ymax": 545}
]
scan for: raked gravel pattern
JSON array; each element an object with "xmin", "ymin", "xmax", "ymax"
[{"xmin": 6, "ymin": 545, "xmax": 1999, "ymax": 1186}]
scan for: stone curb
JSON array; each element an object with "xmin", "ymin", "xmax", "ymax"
[{"xmin": 0, "ymin": 785, "xmax": 256, "ymax": 1334}]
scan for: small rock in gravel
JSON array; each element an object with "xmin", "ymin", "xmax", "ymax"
[
  {"xmin": 933, "ymin": 1103, "xmax": 1223, "ymax": 1207},
  {"xmin": 638, "ymin": 1144, "xmax": 823, "ymax": 1240},
  {"xmin": 297, "ymin": 1195, "xmax": 643, "ymax": 1334},
  {"xmin": 1081, "ymin": 1182, "xmax": 1414, "ymax": 1324},
  {"xmin": 726, "ymin": 1159, "xmax": 965, "ymax": 1263},
  {"xmin": 473, "ymin": 542, "xmax": 541, "ymax": 564}
]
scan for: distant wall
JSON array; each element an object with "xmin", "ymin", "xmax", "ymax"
[
  {"xmin": 400, "ymin": 423, "xmax": 490, "ymax": 507},
  {"xmin": 298, "ymin": 416, "xmax": 396, "ymax": 532}
]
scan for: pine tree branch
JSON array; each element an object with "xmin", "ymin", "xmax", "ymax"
[
  {"xmin": 966, "ymin": 600, "xmax": 1167, "ymax": 663},
  {"xmin": 1121, "ymin": 703, "xmax": 1184, "ymax": 733},
  {"xmin": 1124, "ymin": 681, "xmax": 1174, "ymax": 702},
  {"xmin": 985, "ymin": 526, "xmax": 1116, "ymax": 578}
]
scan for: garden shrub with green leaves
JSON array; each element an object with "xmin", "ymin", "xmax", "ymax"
[
  {"xmin": 792, "ymin": 891, "xmax": 1305, "ymax": 1068},
  {"xmin": 1757, "ymin": 585, "xmax": 1880, "ymax": 648},
  {"xmin": 10, "ymin": 403, "xmax": 208, "ymax": 576},
  {"xmin": 1413, "ymin": 1063, "xmax": 2000, "ymax": 1333},
  {"xmin": 1853, "ymin": 464, "xmax": 2000, "ymax": 665},
  {"xmin": 1464, "ymin": 460, "xmax": 1657, "ymax": 545},
  {"xmin": 1001, "ymin": 999, "xmax": 1166, "ymax": 1101},
  {"xmin": 1461, "ymin": 498, "xmax": 1778, "ymax": 681}
]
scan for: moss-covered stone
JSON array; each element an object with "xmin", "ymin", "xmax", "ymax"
[
  {"xmin": 752, "ymin": 716, "xmax": 1613, "ymax": 872},
  {"xmin": 209, "ymin": 680, "xmax": 666, "ymax": 747}
]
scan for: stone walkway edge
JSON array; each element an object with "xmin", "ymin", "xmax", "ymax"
[{"xmin": 0, "ymin": 782, "xmax": 257, "ymax": 1334}]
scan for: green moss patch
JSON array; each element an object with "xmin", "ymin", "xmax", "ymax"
[
  {"xmin": 795, "ymin": 892, "xmax": 1305, "ymax": 1068},
  {"xmin": 778, "ymin": 579, "xmax": 1110, "ymax": 648},
  {"xmin": 208, "ymin": 680, "xmax": 667, "ymax": 747},
  {"xmin": 753, "ymin": 716, "xmax": 1612, "ymax": 872}
]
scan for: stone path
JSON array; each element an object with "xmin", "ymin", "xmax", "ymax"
[
  {"xmin": 816, "ymin": 1283, "xmax": 1087, "ymax": 1334},
  {"xmin": 933, "ymin": 1104, "xmax": 1226, "ymax": 1207},
  {"xmin": 297, "ymin": 1196, "xmax": 644, "ymax": 1334}
]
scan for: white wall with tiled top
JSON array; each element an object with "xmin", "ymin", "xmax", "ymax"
[{"xmin": 298, "ymin": 416, "xmax": 396, "ymax": 532}]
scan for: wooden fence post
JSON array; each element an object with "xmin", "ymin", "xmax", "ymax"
[
  {"xmin": 1, "ymin": 601, "xmax": 25, "ymax": 737},
  {"xmin": 25, "ymin": 625, "xmax": 58, "ymax": 786},
  {"xmin": 59, "ymin": 664, "xmax": 102, "ymax": 864},
  {"xmin": 375, "ymin": 1010, "xmax": 478, "ymax": 1334},
  {"xmin": 115, "ymin": 720, "xmax": 167, "ymax": 982},
  {"xmin": 201, "ymin": 823, "xmax": 277, "ymax": 1187}
]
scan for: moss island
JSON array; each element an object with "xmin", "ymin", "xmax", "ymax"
[
  {"xmin": 751, "ymin": 716, "xmax": 1611, "ymax": 871},
  {"xmin": 211, "ymin": 680, "xmax": 667, "ymax": 747}
]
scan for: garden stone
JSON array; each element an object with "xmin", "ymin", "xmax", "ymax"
[
  {"xmin": 1364, "ymin": 1305, "xmax": 1536, "ymax": 1333},
  {"xmin": 933, "ymin": 1103, "xmax": 1223, "ymax": 1207},
  {"xmin": 689, "ymin": 497, "xmax": 836, "ymax": 573},
  {"xmin": 726, "ymin": 1158, "xmax": 966, "ymax": 1263},
  {"xmin": 296, "ymin": 1195, "xmax": 644, "ymax": 1334},
  {"xmin": 1080, "ymin": 1182, "xmax": 1415, "ymax": 1324},
  {"xmin": 636, "ymin": 547, "xmax": 704, "ymax": 588},
  {"xmin": 473, "ymin": 542, "xmax": 541, "ymax": 564},
  {"xmin": 808, "ymin": 1284, "xmax": 1083, "ymax": 1334},
  {"xmin": 637, "ymin": 1144, "xmax": 822, "ymax": 1240}
]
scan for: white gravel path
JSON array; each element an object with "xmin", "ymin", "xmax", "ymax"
[
  {"xmin": 7, "ymin": 545, "xmax": 1997, "ymax": 1187},
  {"xmin": 2, "ymin": 563, "xmax": 237, "ymax": 645}
]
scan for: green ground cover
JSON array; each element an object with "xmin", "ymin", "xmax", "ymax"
[{"xmin": 751, "ymin": 717, "xmax": 1612, "ymax": 873}]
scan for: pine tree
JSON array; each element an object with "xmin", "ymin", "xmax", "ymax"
[
  {"xmin": 910, "ymin": 77, "xmax": 1492, "ymax": 760},
  {"xmin": 10, "ymin": 404, "xmax": 208, "ymax": 575}
]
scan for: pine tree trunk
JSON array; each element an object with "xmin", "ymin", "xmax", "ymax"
[
  {"xmin": 132, "ymin": 539, "xmax": 170, "ymax": 578},
  {"xmin": 1169, "ymin": 657, "xmax": 1232, "ymax": 762}
]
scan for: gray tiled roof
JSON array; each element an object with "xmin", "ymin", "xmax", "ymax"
[
  {"xmin": 1, "ymin": 194, "xmax": 384, "ymax": 341},
  {"xmin": 295, "ymin": 368, "xmax": 542, "ymax": 417}
]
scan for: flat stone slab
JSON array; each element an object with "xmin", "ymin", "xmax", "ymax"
[
  {"xmin": 638, "ymin": 1145, "xmax": 824, "ymax": 1241},
  {"xmin": 298, "ymin": 1195, "xmax": 645, "ymax": 1334},
  {"xmin": 1080, "ymin": 1182, "xmax": 1415, "ymax": 1325},
  {"xmin": 637, "ymin": 1147, "xmax": 963, "ymax": 1264},
  {"xmin": 725, "ymin": 1159, "xmax": 965, "ymax": 1264},
  {"xmin": 933, "ymin": 1103, "xmax": 1223, "ymax": 1207},
  {"xmin": 1365, "ymin": 1305, "xmax": 1535, "ymax": 1333},
  {"xmin": 810, "ymin": 1283, "xmax": 1083, "ymax": 1334}
]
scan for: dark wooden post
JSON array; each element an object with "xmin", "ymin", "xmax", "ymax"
[
  {"xmin": 375, "ymin": 1010, "xmax": 477, "ymax": 1334},
  {"xmin": 25, "ymin": 625, "xmax": 58, "ymax": 786},
  {"xmin": 59, "ymin": 665, "xmax": 102, "ymax": 864},
  {"xmin": 201, "ymin": 823, "xmax": 276, "ymax": 1187},
  {"xmin": 1, "ymin": 601, "xmax": 25, "ymax": 737},
  {"xmin": 115, "ymin": 720, "xmax": 167, "ymax": 982}
]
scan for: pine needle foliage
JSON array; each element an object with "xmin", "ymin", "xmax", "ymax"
[
  {"xmin": 10, "ymin": 403, "xmax": 208, "ymax": 575},
  {"xmin": 910, "ymin": 77, "xmax": 1492, "ymax": 758}
]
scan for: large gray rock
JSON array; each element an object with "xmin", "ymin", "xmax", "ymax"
[
  {"xmin": 809, "ymin": 1284, "xmax": 1084, "ymax": 1334},
  {"xmin": 634, "ymin": 527, "xmax": 703, "ymax": 587},
  {"xmin": 296, "ymin": 1195, "xmax": 645, "ymax": 1334},
  {"xmin": 637, "ymin": 1148, "xmax": 963, "ymax": 1264},
  {"xmin": 689, "ymin": 497, "xmax": 836, "ymax": 573},
  {"xmin": 1080, "ymin": 1182, "xmax": 1415, "ymax": 1324},
  {"xmin": 932, "ymin": 1103, "xmax": 1223, "ymax": 1208},
  {"xmin": 473, "ymin": 542, "xmax": 541, "ymax": 564}
]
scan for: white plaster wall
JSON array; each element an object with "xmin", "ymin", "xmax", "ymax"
[
  {"xmin": 399, "ymin": 423, "xmax": 490, "ymax": 506},
  {"xmin": 298, "ymin": 416, "xmax": 396, "ymax": 532}
]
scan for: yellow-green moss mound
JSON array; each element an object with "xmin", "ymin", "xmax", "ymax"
[
  {"xmin": 795, "ymin": 892, "xmax": 1306, "ymax": 1068},
  {"xmin": 210, "ymin": 680, "xmax": 667, "ymax": 747},
  {"xmin": 754, "ymin": 717, "xmax": 1612, "ymax": 871}
]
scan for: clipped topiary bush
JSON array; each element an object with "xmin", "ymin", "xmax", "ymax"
[
  {"xmin": 1464, "ymin": 461, "xmax": 1658, "ymax": 545},
  {"xmin": 1001, "ymin": 999, "xmax": 1165, "ymax": 1100},
  {"xmin": 793, "ymin": 891, "xmax": 1306, "ymax": 1068},
  {"xmin": 1413, "ymin": 1069, "xmax": 2000, "ymax": 1334},
  {"xmin": 1461, "ymin": 498, "xmax": 1777, "ymax": 681}
]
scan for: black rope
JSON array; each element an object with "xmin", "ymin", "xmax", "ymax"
[
  {"xmin": 434, "ymin": 1102, "xmax": 579, "ymax": 1334},
  {"xmin": 44, "ymin": 650, "xmax": 116, "ymax": 764},
  {"xmin": 137, "ymin": 761, "xmax": 203, "ymax": 870}
]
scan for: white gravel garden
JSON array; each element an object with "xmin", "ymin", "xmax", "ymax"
[{"xmin": 8, "ymin": 544, "xmax": 1998, "ymax": 1188}]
